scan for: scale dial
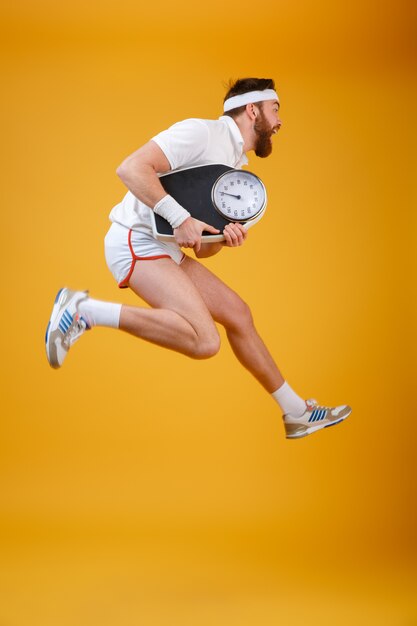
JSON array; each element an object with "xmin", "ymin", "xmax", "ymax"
[{"xmin": 211, "ymin": 169, "xmax": 267, "ymax": 222}]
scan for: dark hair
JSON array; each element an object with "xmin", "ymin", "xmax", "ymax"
[{"xmin": 223, "ymin": 77, "xmax": 275, "ymax": 118}]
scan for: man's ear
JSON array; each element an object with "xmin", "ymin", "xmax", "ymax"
[{"xmin": 246, "ymin": 103, "xmax": 258, "ymax": 120}]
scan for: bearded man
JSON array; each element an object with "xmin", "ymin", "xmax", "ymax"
[{"xmin": 45, "ymin": 77, "xmax": 351, "ymax": 439}]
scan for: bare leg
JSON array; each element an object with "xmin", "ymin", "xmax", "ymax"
[
  {"xmin": 181, "ymin": 256, "xmax": 285, "ymax": 392},
  {"xmin": 120, "ymin": 258, "xmax": 220, "ymax": 359}
]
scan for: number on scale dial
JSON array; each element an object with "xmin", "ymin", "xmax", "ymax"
[{"xmin": 211, "ymin": 170, "xmax": 267, "ymax": 222}]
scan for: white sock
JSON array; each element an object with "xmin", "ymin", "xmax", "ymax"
[
  {"xmin": 78, "ymin": 297, "xmax": 122, "ymax": 329},
  {"xmin": 272, "ymin": 381, "xmax": 306, "ymax": 417}
]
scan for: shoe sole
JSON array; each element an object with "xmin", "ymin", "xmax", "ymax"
[
  {"xmin": 286, "ymin": 408, "xmax": 352, "ymax": 439},
  {"xmin": 45, "ymin": 287, "xmax": 68, "ymax": 368}
]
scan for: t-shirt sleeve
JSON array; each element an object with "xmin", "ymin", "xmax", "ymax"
[{"xmin": 151, "ymin": 119, "xmax": 209, "ymax": 171}]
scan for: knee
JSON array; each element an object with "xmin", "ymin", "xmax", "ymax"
[
  {"xmin": 193, "ymin": 330, "xmax": 221, "ymax": 360},
  {"xmin": 223, "ymin": 297, "xmax": 254, "ymax": 333}
]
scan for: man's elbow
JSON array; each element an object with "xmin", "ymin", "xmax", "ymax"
[
  {"xmin": 116, "ymin": 163, "xmax": 125, "ymax": 180},
  {"xmin": 116, "ymin": 158, "xmax": 153, "ymax": 183},
  {"xmin": 116, "ymin": 161, "xmax": 129, "ymax": 182},
  {"xmin": 116, "ymin": 161, "xmax": 139, "ymax": 185}
]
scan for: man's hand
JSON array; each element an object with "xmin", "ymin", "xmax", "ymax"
[
  {"xmin": 223, "ymin": 223, "xmax": 248, "ymax": 247},
  {"xmin": 174, "ymin": 217, "xmax": 220, "ymax": 252}
]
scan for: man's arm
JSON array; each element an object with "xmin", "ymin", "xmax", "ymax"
[
  {"xmin": 116, "ymin": 141, "xmax": 219, "ymax": 251},
  {"xmin": 116, "ymin": 140, "xmax": 172, "ymax": 207},
  {"xmin": 194, "ymin": 242, "xmax": 224, "ymax": 258}
]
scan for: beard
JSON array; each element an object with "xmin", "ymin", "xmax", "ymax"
[{"xmin": 254, "ymin": 111, "xmax": 274, "ymax": 158}]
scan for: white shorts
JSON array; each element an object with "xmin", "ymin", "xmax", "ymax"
[{"xmin": 104, "ymin": 222, "xmax": 185, "ymax": 288}]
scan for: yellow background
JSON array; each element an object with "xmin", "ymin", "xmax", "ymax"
[{"xmin": 1, "ymin": 0, "xmax": 416, "ymax": 624}]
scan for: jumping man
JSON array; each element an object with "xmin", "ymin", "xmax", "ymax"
[{"xmin": 45, "ymin": 77, "xmax": 352, "ymax": 439}]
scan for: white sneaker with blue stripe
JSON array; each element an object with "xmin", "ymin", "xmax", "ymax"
[
  {"xmin": 45, "ymin": 288, "xmax": 90, "ymax": 369},
  {"xmin": 284, "ymin": 399, "xmax": 351, "ymax": 439}
]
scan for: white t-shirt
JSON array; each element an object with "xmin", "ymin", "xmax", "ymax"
[{"xmin": 109, "ymin": 115, "xmax": 249, "ymax": 234}]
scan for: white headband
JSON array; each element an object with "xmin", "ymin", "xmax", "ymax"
[{"xmin": 223, "ymin": 89, "xmax": 279, "ymax": 113}]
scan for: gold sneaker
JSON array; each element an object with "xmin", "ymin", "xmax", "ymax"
[{"xmin": 284, "ymin": 399, "xmax": 351, "ymax": 439}]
